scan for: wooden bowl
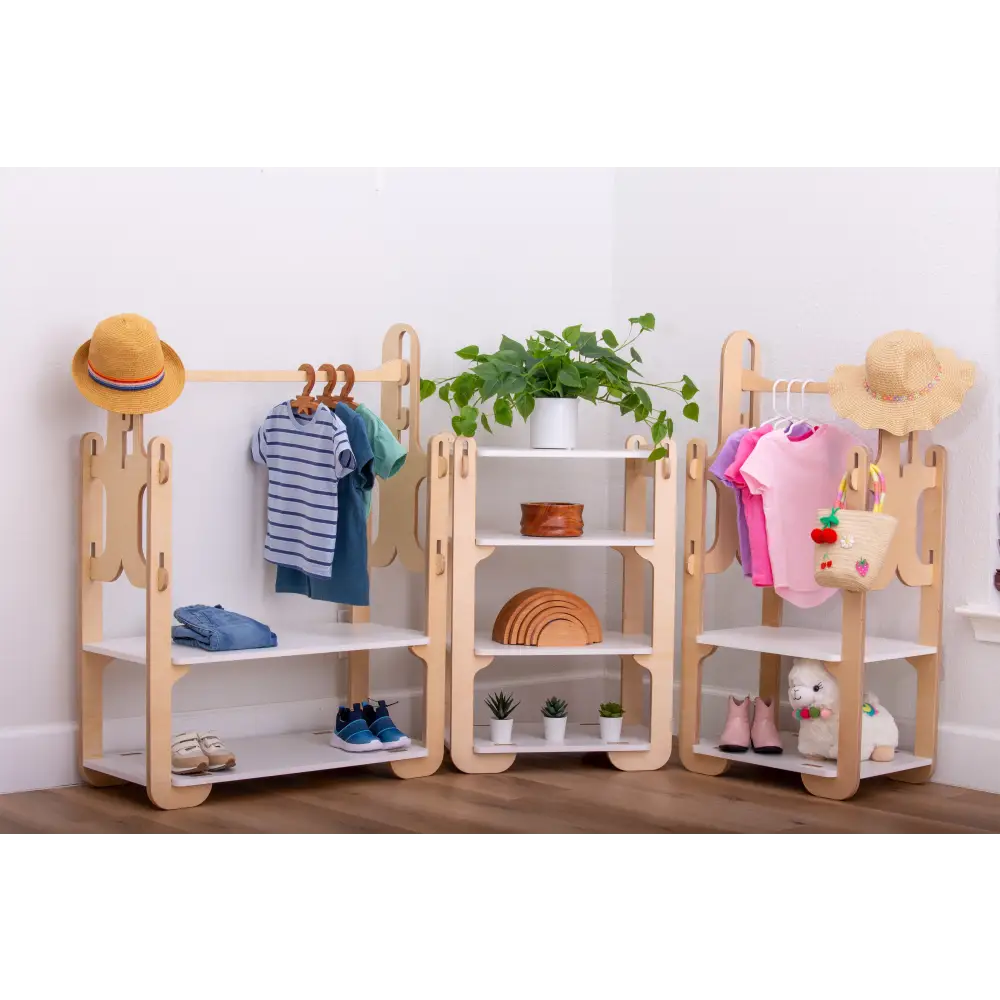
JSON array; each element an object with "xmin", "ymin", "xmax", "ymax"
[{"xmin": 520, "ymin": 502, "xmax": 584, "ymax": 537}]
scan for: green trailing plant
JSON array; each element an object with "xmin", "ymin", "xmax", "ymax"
[
  {"xmin": 599, "ymin": 702, "xmax": 625, "ymax": 718},
  {"xmin": 541, "ymin": 696, "xmax": 568, "ymax": 719},
  {"xmin": 419, "ymin": 312, "xmax": 698, "ymax": 461},
  {"xmin": 485, "ymin": 690, "xmax": 520, "ymax": 720}
]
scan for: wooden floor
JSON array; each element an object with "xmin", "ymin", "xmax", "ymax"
[{"xmin": 2, "ymin": 750, "xmax": 998, "ymax": 833}]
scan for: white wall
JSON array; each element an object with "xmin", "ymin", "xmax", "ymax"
[
  {"xmin": 2, "ymin": 168, "xmax": 999, "ymax": 795},
  {"xmin": 0, "ymin": 168, "xmax": 616, "ymax": 791},
  {"xmin": 613, "ymin": 168, "xmax": 1000, "ymax": 792}
]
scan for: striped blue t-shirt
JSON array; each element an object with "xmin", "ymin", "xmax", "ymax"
[{"xmin": 251, "ymin": 402, "xmax": 356, "ymax": 576}]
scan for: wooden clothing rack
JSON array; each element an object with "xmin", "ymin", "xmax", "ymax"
[
  {"xmin": 77, "ymin": 324, "xmax": 450, "ymax": 810},
  {"xmin": 679, "ymin": 331, "xmax": 945, "ymax": 800}
]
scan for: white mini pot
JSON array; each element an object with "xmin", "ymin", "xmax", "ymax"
[
  {"xmin": 599, "ymin": 716, "xmax": 623, "ymax": 742},
  {"xmin": 529, "ymin": 397, "xmax": 579, "ymax": 449},
  {"xmin": 490, "ymin": 718, "xmax": 514, "ymax": 744},
  {"xmin": 542, "ymin": 715, "xmax": 568, "ymax": 742}
]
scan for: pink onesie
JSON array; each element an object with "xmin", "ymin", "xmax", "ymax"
[{"xmin": 740, "ymin": 424, "xmax": 860, "ymax": 608}]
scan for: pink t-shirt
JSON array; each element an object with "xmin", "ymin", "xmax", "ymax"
[
  {"xmin": 741, "ymin": 424, "xmax": 860, "ymax": 609},
  {"xmin": 725, "ymin": 427, "xmax": 774, "ymax": 586}
]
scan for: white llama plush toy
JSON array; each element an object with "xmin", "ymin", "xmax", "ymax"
[{"xmin": 788, "ymin": 659, "xmax": 899, "ymax": 762}]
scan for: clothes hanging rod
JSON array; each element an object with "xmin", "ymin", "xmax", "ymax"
[
  {"xmin": 186, "ymin": 359, "xmax": 408, "ymax": 384},
  {"xmin": 741, "ymin": 372, "xmax": 829, "ymax": 394}
]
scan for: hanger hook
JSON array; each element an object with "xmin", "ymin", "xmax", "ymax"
[
  {"xmin": 317, "ymin": 363, "xmax": 338, "ymax": 405},
  {"xmin": 771, "ymin": 378, "xmax": 787, "ymax": 417},
  {"xmin": 786, "ymin": 378, "xmax": 801, "ymax": 415},
  {"xmin": 799, "ymin": 379, "xmax": 813, "ymax": 418},
  {"xmin": 336, "ymin": 364, "xmax": 356, "ymax": 400}
]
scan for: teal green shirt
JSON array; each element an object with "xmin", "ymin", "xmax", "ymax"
[{"xmin": 357, "ymin": 404, "xmax": 407, "ymax": 518}]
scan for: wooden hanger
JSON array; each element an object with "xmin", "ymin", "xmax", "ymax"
[
  {"xmin": 334, "ymin": 364, "xmax": 358, "ymax": 409},
  {"xmin": 317, "ymin": 363, "xmax": 338, "ymax": 408},
  {"xmin": 291, "ymin": 364, "xmax": 319, "ymax": 415}
]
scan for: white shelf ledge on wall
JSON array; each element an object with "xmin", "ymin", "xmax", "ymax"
[{"xmin": 955, "ymin": 605, "xmax": 1000, "ymax": 643}]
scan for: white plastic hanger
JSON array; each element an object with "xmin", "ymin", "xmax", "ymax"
[
  {"xmin": 786, "ymin": 378, "xmax": 816, "ymax": 436},
  {"xmin": 759, "ymin": 378, "xmax": 789, "ymax": 428}
]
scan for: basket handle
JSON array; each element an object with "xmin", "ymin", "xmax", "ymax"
[{"xmin": 836, "ymin": 462, "xmax": 885, "ymax": 514}]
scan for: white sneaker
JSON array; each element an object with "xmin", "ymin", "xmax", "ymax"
[
  {"xmin": 197, "ymin": 733, "xmax": 236, "ymax": 771},
  {"xmin": 171, "ymin": 732, "xmax": 209, "ymax": 774}
]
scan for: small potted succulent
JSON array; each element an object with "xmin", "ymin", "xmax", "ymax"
[
  {"xmin": 598, "ymin": 702, "xmax": 625, "ymax": 743},
  {"xmin": 485, "ymin": 690, "xmax": 519, "ymax": 744},
  {"xmin": 541, "ymin": 696, "xmax": 568, "ymax": 742}
]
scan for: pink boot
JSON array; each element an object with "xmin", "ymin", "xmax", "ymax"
[
  {"xmin": 718, "ymin": 695, "xmax": 751, "ymax": 753},
  {"xmin": 751, "ymin": 696, "xmax": 783, "ymax": 754}
]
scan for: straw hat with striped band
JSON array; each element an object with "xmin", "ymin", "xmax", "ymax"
[
  {"xmin": 72, "ymin": 314, "xmax": 185, "ymax": 414},
  {"xmin": 828, "ymin": 330, "xmax": 973, "ymax": 436}
]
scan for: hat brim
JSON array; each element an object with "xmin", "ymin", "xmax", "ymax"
[
  {"xmin": 828, "ymin": 347, "xmax": 974, "ymax": 435},
  {"xmin": 72, "ymin": 339, "xmax": 185, "ymax": 414}
]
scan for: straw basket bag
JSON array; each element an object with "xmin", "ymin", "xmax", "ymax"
[{"xmin": 813, "ymin": 464, "xmax": 897, "ymax": 593}]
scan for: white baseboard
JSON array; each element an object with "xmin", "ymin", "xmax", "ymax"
[
  {"xmin": 0, "ymin": 664, "xmax": 609, "ymax": 795},
  {"xmin": 4, "ymin": 671, "xmax": 998, "ymax": 797}
]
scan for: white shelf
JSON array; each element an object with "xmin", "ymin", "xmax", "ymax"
[
  {"xmin": 955, "ymin": 605, "xmax": 1000, "ymax": 643},
  {"xmin": 473, "ymin": 722, "xmax": 649, "ymax": 754},
  {"xmin": 84, "ymin": 731, "xmax": 428, "ymax": 786},
  {"xmin": 696, "ymin": 626, "xmax": 935, "ymax": 663},
  {"xmin": 474, "ymin": 631, "xmax": 652, "ymax": 656},
  {"xmin": 477, "ymin": 447, "xmax": 653, "ymax": 459},
  {"xmin": 476, "ymin": 529, "xmax": 654, "ymax": 547},
  {"xmin": 83, "ymin": 623, "xmax": 429, "ymax": 666},
  {"xmin": 693, "ymin": 734, "xmax": 932, "ymax": 779}
]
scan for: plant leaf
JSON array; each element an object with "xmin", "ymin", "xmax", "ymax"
[
  {"xmin": 480, "ymin": 412, "xmax": 491, "ymax": 433},
  {"xmin": 634, "ymin": 386, "xmax": 652, "ymax": 413},
  {"xmin": 494, "ymin": 398, "xmax": 514, "ymax": 427},
  {"xmin": 456, "ymin": 345, "xmax": 480, "ymax": 360},
  {"xmin": 514, "ymin": 392, "xmax": 535, "ymax": 420},
  {"xmin": 638, "ymin": 312, "xmax": 655, "ymax": 330},
  {"xmin": 419, "ymin": 378, "xmax": 435, "ymax": 401},
  {"xmin": 601, "ymin": 329, "xmax": 618, "ymax": 347},
  {"xmin": 557, "ymin": 364, "xmax": 582, "ymax": 388},
  {"xmin": 681, "ymin": 377, "xmax": 697, "ymax": 400},
  {"xmin": 651, "ymin": 419, "xmax": 666, "ymax": 443},
  {"xmin": 666, "ymin": 417, "xmax": 674, "ymax": 438},
  {"xmin": 649, "ymin": 446, "xmax": 667, "ymax": 462},
  {"xmin": 438, "ymin": 384, "xmax": 451, "ymax": 403},
  {"xmin": 630, "ymin": 346, "xmax": 643, "ymax": 363},
  {"xmin": 561, "ymin": 324, "xmax": 582, "ymax": 343},
  {"xmin": 683, "ymin": 401, "xmax": 700, "ymax": 421}
]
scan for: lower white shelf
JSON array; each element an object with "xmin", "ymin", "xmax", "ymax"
[
  {"xmin": 474, "ymin": 631, "xmax": 652, "ymax": 656},
  {"xmin": 692, "ymin": 733, "xmax": 932, "ymax": 779},
  {"xmin": 696, "ymin": 626, "xmax": 936, "ymax": 663},
  {"xmin": 84, "ymin": 731, "xmax": 428, "ymax": 787},
  {"xmin": 473, "ymin": 722, "xmax": 650, "ymax": 754}
]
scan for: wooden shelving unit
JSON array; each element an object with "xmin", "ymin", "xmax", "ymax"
[
  {"xmin": 446, "ymin": 435, "xmax": 676, "ymax": 773},
  {"xmin": 78, "ymin": 325, "xmax": 451, "ymax": 810},
  {"xmin": 679, "ymin": 331, "xmax": 945, "ymax": 800}
]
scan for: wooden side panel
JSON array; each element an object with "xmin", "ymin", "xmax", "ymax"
[{"xmin": 392, "ymin": 434, "xmax": 452, "ymax": 778}]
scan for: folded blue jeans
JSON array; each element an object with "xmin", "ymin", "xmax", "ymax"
[{"xmin": 171, "ymin": 604, "xmax": 277, "ymax": 652}]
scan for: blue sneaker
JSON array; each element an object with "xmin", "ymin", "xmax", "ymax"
[
  {"xmin": 330, "ymin": 703, "xmax": 383, "ymax": 752},
  {"xmin": 363, "ymin": 700, "xmax": 411, "ymax": 749}
]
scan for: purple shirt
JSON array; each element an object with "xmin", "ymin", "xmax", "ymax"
[{"xmin": 710, "ymin": 429, "xmax": 752, "ymax": 577}]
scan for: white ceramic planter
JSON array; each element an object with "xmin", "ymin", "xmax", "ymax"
[
  {"xmin": 529, "ymin": 398, "xmax": 578, "ymax": 449},
  {"xmin": 490, "ymin": 718, "xmax": 514, "ymax": 744},
  {"xmin": 599, "ymin": 716, "xmax": 623, "ymax": 742},
  {"xmin": 542, "ymin": 715, "xmax": 568, "ymax": 742}
]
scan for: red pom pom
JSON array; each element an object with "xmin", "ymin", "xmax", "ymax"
[
  {"xmin": 821, "ymin": 528, "xmax": 838, "ymax": 544},
  {"xmin": 811, "ymin": 528, "xmax": 824, "ymax": 543}
]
